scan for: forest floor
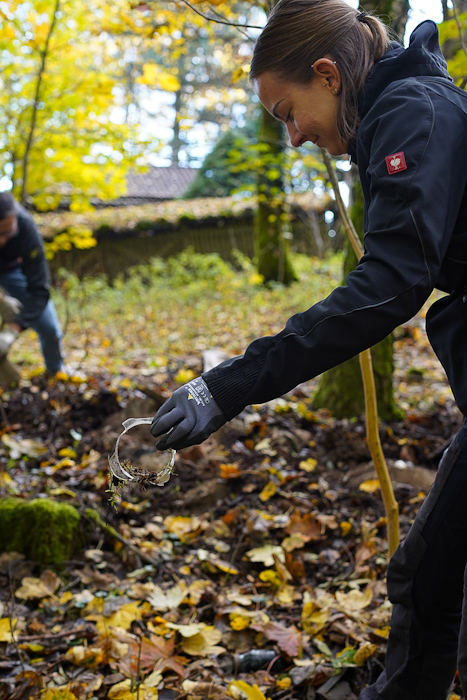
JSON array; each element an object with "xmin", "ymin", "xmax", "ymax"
[{"xmin": 0, "ymin": 254, "xmax": 464, "ymax": 700}]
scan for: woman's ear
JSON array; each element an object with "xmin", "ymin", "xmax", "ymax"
[{"xmin": 312, "ymin": 58, "xmax": 341, "ymax": 94}]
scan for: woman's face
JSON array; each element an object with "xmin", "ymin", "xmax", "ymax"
[{"xmin": 253, "ymin": 65, "xmax": 347, "ymax": 156}]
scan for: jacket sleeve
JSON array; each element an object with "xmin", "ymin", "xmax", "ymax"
[
  {"xmin": 16, "ymin": 215, "xmax": 50, "ymax": 328},
  {"xmin": 204, "ymin": 81, "xmax": 463, "ymax": 420}
]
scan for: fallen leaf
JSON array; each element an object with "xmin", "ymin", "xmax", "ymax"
[
  {"xmin": 230, "ymin": 680, "xmax": 269, "ymax": 700},
  {"xmin": 2, "ymin": 434, "xmax": 48, "ymax": 459},
  {"xmin": 147, "ymin": 582, "xmax": 187, "ymax": 611},
  {"xmin": 259, "ymin": 481, "xmax": 276, "ymax": 502},
  {"xmin": 107, "ymin": 679, "xmax": 158, "ymax": 699},
  {"xmin": 246, "ymin": 545, "xmax": 285, "ymax": 567},
  {"xmin": 180, "ymin": 625, "xmax": 224, "ymax": 656},
  {"xmin": 15, "ymin": 570, "xmax": 61, "ymax": 600},
  {"xmin": 252, "ymin": 620, "xmax": 302, "ymax": 657},
  {"xmin": 354, "ymin": 642, "xmax": 378, "ymax": 665},
  {"xmin": 335, "ymin": 587, "xmax": 373, "ymax": 613},
  {"xmin": 359, "ymin": 479, "xmax": 380, "ymax": 493}
]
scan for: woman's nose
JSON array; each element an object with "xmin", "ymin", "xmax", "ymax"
[{"xmin": 287, "ymin": 123, "xmax": 306, "ymax": 148}]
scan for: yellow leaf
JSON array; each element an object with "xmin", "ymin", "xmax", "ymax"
[
  {"xmin": 259, "ymin": 481, "xmax": 276, "ymax": 502},
  {"xmin": 0, "ymin": 472, "xmax": 13, "ymax": 486},
  {"xmin": 276, "ymin": 584, "xmax": 296, "ymax": 606},
  {"xmin": 86, "ymin": 601, "xmax": 147, "ymax": 632},
  {"xmin": 52, "ymin": 457, "xmax": 76, "ymax": 471},
  {"xmin": 282, "ymin": 532, "xmax": 307, "ymax": 552},
  {"xmin": 230, "ymin": 680, "xmax": 268, "ymax": 700},
  {"xmin": 340, "ymin": 521, "xmax": 352, "ymax": 536},
  {"xmin": 359, "ymin": 479, "xmax": 380, "ymax": 493},
  {"xmin": 246, "ymin": 545, "xmax": 285, "ymax": 567},
  {"xmin": 58, "ymin": 447, "xmax": 77, "ymax": 458},
  {"xmin": 301, "ymin": 608, "xmax": 330, "ymax": 636},
  {"xmin": 229, "ymin": 614, "xmax": 250, "ymax": 630},
  {"xmin": 164, "ymin": 515, "xmax": 202, "ymax": 541},
  {"xmin": 205, "ymin": 553, "xmax": 239, "ymax": 575},
  {"xmin": 166, "ymin": 621, "xmax": 205, "ymax": 637},
  {"xmin": 0, "ymin": 617, "xmax": 21, "ymax": 642},
  {"xmin": 335, "ymin": 587, "xmax": 373, "ymax": 612},
  {"xmin": 147, "ymin": 582, "xmax": 187, "ymax": 611},
  {"xmin": 180, "ymin": 625, "xmax": 224, "ymax": 657},
  {"xmin": 259, "ymin": 570, "xmax": 281, "ymax": 587},
  {"xmin": 354, "ymin": 642, "xmax": 378, "ymax": 666},
  {"xmin": 15, "ymin": 570, "xmax": 61, "ymax": 600},
  {"xmin": 40, "ymin": 689, "xmax": 80, "ymax": 700},
  {"xmin": 107, "ymin": 679, "xmax": 158, "ymax": 699},
  {"xmin": 299, "ymin": 458, "xmax": 317, "ymax": 472},
  {"xmin": 65, "ymin": 643, "xmax": 107, "ymax": 668}
]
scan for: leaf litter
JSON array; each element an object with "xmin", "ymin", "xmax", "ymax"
[{"xmin": 0, "ymin": 310, "xmax": 464, "ymax": 700}]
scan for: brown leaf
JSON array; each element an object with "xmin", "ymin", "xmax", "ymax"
[
  {"xmin": 251, "ymin": 620, "xmax": 302, "ymax": 657},
  {"xmin": 284, "ymin": 512, "xmax": 323, "ymax": 541}
]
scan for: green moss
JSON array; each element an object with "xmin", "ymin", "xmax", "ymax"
[{"xmin": 0, "ymin": 497, "xmax": 82, "ymax": 566}]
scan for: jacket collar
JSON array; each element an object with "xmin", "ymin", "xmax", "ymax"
[{"xmin": 347, "ymin": 20, "xmax": 451, "ymax": 160}]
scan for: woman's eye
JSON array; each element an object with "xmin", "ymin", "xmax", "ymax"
[{"xmin": 285, "ymin": 110, "xmax": 292, "ymax": 123}]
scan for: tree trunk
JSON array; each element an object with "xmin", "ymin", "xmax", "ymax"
[
  {"xmin": 313, "ymin": 172, "xmax": 402, "ymax": 421},
  {"xmin": 20, "ymin": 0, "xmax": 60, "ymax": 205},
  {"xmin": 255, "ymin": 106, "xmax": 297, "ymax": 285}
]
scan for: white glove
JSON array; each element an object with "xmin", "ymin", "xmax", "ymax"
[
  {"xmin": 0, "ymin": 292, "xmax": 22, "ymax": 322},
  {"xmin": 0, "ymin": 328, "xmax": 18, "ymax": 358}
]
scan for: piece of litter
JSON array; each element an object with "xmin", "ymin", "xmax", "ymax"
[{"xmin": 108, "ymin": 417, "xmax": 176, "ymax": 487}]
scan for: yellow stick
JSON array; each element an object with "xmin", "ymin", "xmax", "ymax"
[{"xmin": 322, "ymin": 150, "xmax": 400, "ymax": 556}]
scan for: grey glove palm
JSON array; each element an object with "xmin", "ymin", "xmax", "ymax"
[
  {"xmin": 150, "ymin": 377, "xmax": 226, "ymax": 450},
  {"xmin": 0, "ymin": 292, "xmax": 22, "ymax": 322},
  {"xmin": 0, "ymin": 328, "xmax": 18, "ymax": 358}
]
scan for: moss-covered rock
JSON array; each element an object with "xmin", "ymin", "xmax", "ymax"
[{"xmin": 0, "ymin": 497, "xmax": 82, "ymax": 566}]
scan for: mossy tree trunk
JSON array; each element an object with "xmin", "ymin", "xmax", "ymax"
[
  {"xmin": 255, "ymin": 106, "xmax": 297, "ymax": 285},
  {"xmin": 313, "ymin": 170, "xmax": 402, "ymax": 421}
]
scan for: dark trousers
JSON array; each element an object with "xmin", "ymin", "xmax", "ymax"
[{"xmin": 360, "ymin": 420, "xmax": 467, "ymax": 699}]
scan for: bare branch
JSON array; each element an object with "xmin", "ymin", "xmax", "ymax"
[{"xmin": 176, "ymin": 0, "xmax": 263, "ymax": 30}]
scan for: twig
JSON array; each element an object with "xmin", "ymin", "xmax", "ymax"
[
  {"xmin": 321, "ymin": 149, "xmax": 400, "ymax": 557},
  {"xmin": 83, "ymin": 508, "xmax": 161, "ymax": 568}
]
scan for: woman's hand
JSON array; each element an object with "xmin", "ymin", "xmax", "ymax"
[{"xmin": 150, "ymin": 377, "xmax": 226, "ymax": 450}]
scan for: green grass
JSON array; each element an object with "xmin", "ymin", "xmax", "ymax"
[{"xmin": 13, "ymin": 250, "xmax": 343, "ymax": 379}]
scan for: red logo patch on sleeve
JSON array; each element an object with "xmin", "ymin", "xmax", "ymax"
[{"xmin": 385, "ymin": 152, "xmax": 407, "ymax": 175}]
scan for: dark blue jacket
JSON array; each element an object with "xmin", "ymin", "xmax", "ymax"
[
  {"xmin": 0, "ymin": 206, "xmax": 50, "ymax": 328},
  {"xmin": 204, "ymin": 21, "xmax": 467, "ymax": 419}
]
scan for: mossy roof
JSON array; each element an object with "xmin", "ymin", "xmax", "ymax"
[{"xmin": 34, "ymin": 192, "xmax": 329, "ymax": 240}]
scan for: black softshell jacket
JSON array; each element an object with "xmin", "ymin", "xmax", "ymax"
[
  {"xmin": 0, "ymin": 206, "xmax": 50, "ymax": 328},
  {"xmin": 204, "ymin": 21, "xmax": 467, "ymax": 419}
]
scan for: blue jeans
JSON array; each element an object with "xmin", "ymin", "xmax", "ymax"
[{"xmin": 0, "ymin": 268, "xmax": 64, "ymax": 373}]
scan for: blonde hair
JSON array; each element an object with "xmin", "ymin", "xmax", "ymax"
[{"xmin": 250, "ymin": 0, "xmax": 392, "ymax": 143}]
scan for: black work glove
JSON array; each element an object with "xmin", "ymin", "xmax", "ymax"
[{"xmin": 150, "ymin": 376, "xmax": 226, "ymax": 450}]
